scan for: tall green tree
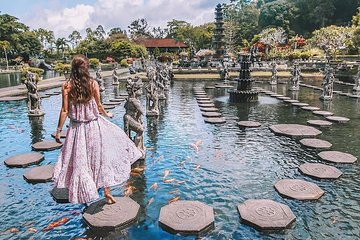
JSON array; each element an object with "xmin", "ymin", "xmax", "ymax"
[
  {"xmin": 0, "ymin": 40, "xmax": 10, "ymax": 69},
  {"xmin": 128, "ymin": 18, "xmax": 152, "ymax": 39},
  {"xmin": 68, "ymin": 30, "xmax": 82, "ymax": 49}
]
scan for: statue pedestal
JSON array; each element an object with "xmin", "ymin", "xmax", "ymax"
[
  {"xmin": 319, "ymin": 95, "xmax": 333, "ymax": 101},
  {"xmin": 146, "ymin": 110, "xmax": 159, "ymax": 117},
  {"xmin": 28, "ymin": 111, "xmax": 45, "ymax": 117},
  {"xmin": 288, "ymin": 86, "xmax": 300, "ymax": 91}
]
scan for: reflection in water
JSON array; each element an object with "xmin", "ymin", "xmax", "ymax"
[
  {"xmin": 321, "ymin": 100, "xmax": 333, "ymax": 111},
  {"xmin": 28, "ymin": 116, "xmax": 44, "ymax": 143},
  {"xmin": 290, "ymin": 90, "xmax": 299, "ymax": 100}
]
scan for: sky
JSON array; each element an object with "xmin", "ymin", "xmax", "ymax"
[{"xmin": 1, "ymin": 0, "xmax": 229, "ymax": 38}]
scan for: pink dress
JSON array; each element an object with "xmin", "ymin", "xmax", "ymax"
[{"xmin": 53, "ymin": 98, "xmax": 142, "ymax": 203}]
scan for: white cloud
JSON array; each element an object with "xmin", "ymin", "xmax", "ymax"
[{"xmin": 24, "ymin": 0, "xmax": 224, "ymax": 38}]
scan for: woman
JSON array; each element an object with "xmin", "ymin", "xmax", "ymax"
[{"xmin": 53, "ymin": 54, "xmax": 142, "ymax": 204}]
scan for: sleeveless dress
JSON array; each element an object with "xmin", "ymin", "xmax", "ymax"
[{"xmin": 53, "ymin": 98, "xmax": 142, "ymax": 203}]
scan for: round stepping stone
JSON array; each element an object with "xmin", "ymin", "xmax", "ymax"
[
  {"xmin": 205, "ymin": 86, "xmax": 215, "ymax": 89},
  {"xmin": 0, "ymin": 96, "xmax": 27, "ymax": 101},
  {"xmin": 83, "ymin": 197, "xmax": 140, "ymax": 230},
  {"xmin": 159, "ymin": 200, "xmax": 214, "ymax": 235},
  {"xmin": 32, "ymin": 141, "xmax": 63, "ymax": 151},
  {"xmin": 277, "ymin": 96, "xmax": 291, "ymax": 100},
  {"xmin": 23, "ymin": 165, "xmax": 54, "ymax": 183},
  {"xmin": 104, "ymin": 105, "xmax": 115, "ymax": 110},
  {"xmin": 51, "ymin": 188, "xmax": 69, "ymax": 203},
  {"xmin": 198, "ymin": 104, "xmax": 215, "ymax": 108},
  {"xmin": 200, "ymin": 107, "xmax": 219, "ymax": 112},
  {"xmin": 318, "ymin": 151, "xmax": 357, "ymax": 164},
  {"xmin": 270, "ymin": 94, "xmax": 283, "ymax": 98},
  {"xmin": 299, "ymin": 163, "xmax": 342, "ymax": 179},
  {"xmin": 301, "ymin": 106, "xmax": 320, "ymax": 111},
  {"xmin": 349, "ymin": 94, "xmax": 360, "ymax": 98},
  {"xmin": 109, "ymin": 98, "xmax": 124, "ymax": 102},
  {"xmin": 197, "ymin": 100, "xmax": 213, "ymax": 104},
  {"xmin": 204, "ymin": 117, "xmax": 226, "ymax": 124},
  {"xmin": 307, "ymin": 120, "xmax": 332, "ymax": 127},
  {"xmin": 201, "ymin": 112, "xmax": 222, "ymax": 118},
  {"xmin": 118, "ymin": 94, "xmax": 129, "ymax": 97},
  {"xmin": 313, "ymin": 111, "xmax": 334, "ymax": 117},
  {"xmin": 4, "ymin": 152, "xmax": 44, "ymax": 168},
  {"xmin": 269, "ymin": 124, "xmax": 322, "ymax": 137},
  {"xmin": 51, "ymin": 130, "xmax": 68, "ymax": 139},
  {"xmin": 237, "ymin": 121, "xmax": 261, "ymax": 128},
  {"xmin": 237, "ymin": 199, "xmax": 296, "ymax": 230},
  {"xmin": 291, "ymin": 102, "xmax": 309, "ymax": 107},
  {"xmin": 103, "ymin": 102, "xmax": 120, "ymax": 106},
  {"xmin": 299, "ymin": 138, "xmax": 332, "ymax": 149},
  {"xmin": 325, "ymin": 116, "xmax": 350, "ymax": 123},
  {"xmin": 196, "ymin": 97, "xmax": 211, "ymax": 101},
  {"xmin": 283, "ymin": 99, "xmax": 299, "ymax": 103},
  {"xmin": 274, "ymin": 179, "xmax": 324, "ymax": 200},
  {"xmin": 215, "ymin": 84, "xmax": 233, "ymax": 88}
]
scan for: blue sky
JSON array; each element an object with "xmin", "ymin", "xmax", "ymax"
[{"xmin": 1, "ymin": 0, "xmax": 228, "ymax": 38}]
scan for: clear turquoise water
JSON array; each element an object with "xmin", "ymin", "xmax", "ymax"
[
  {"xmin": 0, "ymin": 78, "xmax": 359, "ymax": 239},
  {"xmin": 0, "ymin": 71, "xmax": 61, "ymax": 88}
]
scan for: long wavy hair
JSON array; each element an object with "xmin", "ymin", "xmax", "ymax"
[{"xmin": 68, "ymin": 54, "xmax": 92, "ymax": 103}]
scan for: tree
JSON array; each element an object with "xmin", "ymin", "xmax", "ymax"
[
  {"xmin": 0, "ymin": 40, "xmax": 10, "ymax": 69},
  {"xmin": 128, "ymin": 18, "xmax": 152, "ymax": 39},
  {"xmin": 108, "ymin": 27, "xmax": 126, "ymax": 36},
  {"xmin": 68, "ymin": 30, "xmax": 82, "ymax": 49},
  {"xmin": 259, "ymin": 27, "xmax": 287, "ymax": 53},
  {"xmin": 55, "ymin": 38, "xmax": 69, "ymax": 58},
  {"xmin": 352, "ymin": 7, "xmax": 360, "ymax": 52},
  {"xmin": 152, "ymin": 27, "xmax": 168, "ymax": 38},
  {"xmin": 94, "ymin": 25, "xmax": 106, "ymax": 40}
]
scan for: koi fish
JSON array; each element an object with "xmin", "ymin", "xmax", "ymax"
[
  {"xmin": 124, "ymin": 186, "xmax": 136, "ymax": 196},
  {"xmin": 150, "ymin": 182, "xmax": 158, "ymax": 190},
  {"xmin": 189, "ymin": 143, "xmax": 199, "ymax": 152},
  {"xmin": 7, "ymin": 228, "xmax": 19, "ymax": 233},
  {"xmin": 195, "ymin": 140, "xmax": 203, "ymax": 146},
  {"xmin": 42, "ymin": 217, "xmax": 69, "ymax": 231},
  {"xmin": 163, "ymin": 178, "xmax": 176, "ymax": 183},
  {"xmin": 169, "ymin": 189, "xmax": 180, "ymax": 194},
  {"xmin": 156, "ymin": 155, "xmax": 164, "ymax": 161},
  {"xmin": 168, "ymin": 196, "xmax": 180, "ymax": 204},
  {"xmin": 147, "ymin": 197, "xmax": 154, "ymax": 206},
  {"xmin": 163, "ymin": 170, "xmax": 170, "ymax": 179},
  {"xmin": 176, "ymin": 180, "xmax": 185, "ymax": 184},
  {"xmin": 28, "ymin": 228, "xmax": 37, "ymax": 233},
  {"xmin": 179, "ymin": 160, "xmax": 186, "ymax": 165},
  {"xmin": 195, "ymin": 164, "xmax": 201, "ymax": 170}
]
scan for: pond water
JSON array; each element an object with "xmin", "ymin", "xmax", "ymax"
[
  {"xmin": 0, "ymin": 77, "xmax": 359, "ymax": 240},
  {"xmin": 0, "ymin": 71, "xmax": 61, "ymax": 89}
]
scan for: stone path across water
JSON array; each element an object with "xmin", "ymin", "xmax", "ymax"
[
  {"xmin": 274, "ymin": 179, "xmax": 325, "ymax": 200},
  {"xmin": 23, "ymin": 165, "xmax": 54, "ymax": 183},
  {"xmin": 204, "ymin": 117, "xmax": 226, "ymax": 124},
  {"xmin": 313, "ymin": 111, "xmax": 334, "ymax": 117},
  {"xmin": 32, "ymin": 141, "xmax": 63, "ymax": 151},
  {"xmin": 299, "ymin": 163, "xmax": 342, "ymax": 179},
  {"xmin": 301, "ymin": 106, "xmax": 320, "ymax": 111},
  {"xmin": 4, "ymin": 152, "xmax": 44, "ymax": 168},
  {"xmin": 51, "ymin": 130, "xmax": 68, "ymax": 139},
  {"xmin": 307, "ymin": 120, "xmax": 333, "ymax": 127},
  {"xmin": 237, "ymin": 199, "xmax": 296, "ymax": 230},
  {"xmin": 299, "ymin": 138, "xmax": 332, "ymax": 149},
  {"xmin": 159, "ymin": 200, "xmax": 214, "ymax": 235},
  {"xmin": 51, "ymin": 188, "xmax": 69, "ymax": 203},
  {"xmin": 237, "ymin": 121, "xmax": 261, "ymax": 128},
  {"xmin": 325, "ymin": 116, "xmax": 350, "ymax": 123},
  {"xmin": 269, "ymin": 124, "xmax": 322, "ymax": 137},
  {"xmin": 202, "ymin": 112, "xmax": 222, "ymax": 118},
  {"xmin": 318, "ymin": 151, "xmax": 357, "ymax": 164}
]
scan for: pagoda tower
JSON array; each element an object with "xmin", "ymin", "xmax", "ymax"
[{"xmin": 213, "ymin": 4, "xmax": 225, "ymax": 60}]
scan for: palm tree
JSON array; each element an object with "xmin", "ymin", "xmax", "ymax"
[
  {"xmin": 55, "ymin": 38, "xmax": 69, "ymax": 59},
  {"xmin": 68, "ymin": 30, "xmax": 82, "ymax": 49},
  {"xmin": 0, "ymin": 40, "xmax": 10, "ymax": 70}
]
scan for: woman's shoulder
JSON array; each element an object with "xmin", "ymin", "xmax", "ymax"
[{"xmin": 62, "ymin": 81, "xmax": 72, "ymax": 92}]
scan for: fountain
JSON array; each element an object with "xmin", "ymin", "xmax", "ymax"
[
  {"xmin": 228, "ymin": 54, "xmax": 259, "ymax": 102},
  {"xmin": 289, "ymin": 61, "xmax": 300, "ymax": 91},
  {"xmin": 24, "ymin": 71, "xmax": 45, "ymax": 117}
]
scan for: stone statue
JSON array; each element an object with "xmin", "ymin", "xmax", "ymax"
[
  {"xmin": 269, "ymin": 61, "xmax": 277, "ymax": 85},
  {"xmin": 289, "ymin": 61, "xmax": 300, "ymax": 91},
  {"xmin": 219, "ymin": 63, "xmax": 229, "ymax": 81},
  {"xmin": 95, "ymin": 68, "xmax": 105, "ymax": 92},
  {"xmin": 320, "ymin": 63, "xmax": 335, "ymax": 100},
  {"xmin": 124, "ymin": 76, "xmax": 145, "ymax": 159},
  {"xmin": 145, "ymin": 67, "xmax": 159, "ymax": 116},
  {"xmin": 24, "ymin": 71, "xmax": 44, "ymax": 117},
  {"xmin": 156, "ymin": 65, "xmax": 167, "ymax": 100},
  {"xmin": 112, "ymin": 68, "xmax": 119, "ymax": 85},
  {"xmin": 353, "ymin": 66, "xmax": 360, "ymax": 94}
]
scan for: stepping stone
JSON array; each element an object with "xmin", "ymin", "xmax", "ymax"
[
  {"xmin": 39, "ymin": 94, "xmax": 50, "ymax": 98},
  {"xmin": 291, "ymin": 102, "xmax": 309, "ymax": 107},
  {"xmin": 109, "ymin": 98, "xmax": 125, "ymax": 102},
  {"xmin": 204, "ymin": 117, "xmax": 226, "ymax": 124},
  {"xmin": 198, "ymin": 104, "xmax": 215, "ymax": 108},
  {"xmin": 318, "ymin": 151, "xmax": 357, "ymax": 164},
  {"xmin": 104, "ymin": 105, "xmax": 115, "ymax": 110},
  {"xmin": 299, "ymin": 163, "xmax": 342, "ymax": 179},
  {"xmin": 313, "ymin": 111, "xmax": 334, "ymax": 117},
  {"xmin": 201, "ymin": 112, "xmax": 222, "ymax": 118},
  {"xmin": 270, "ymin": 94, "xmax": 283, "ymax": 98},
  {"xmin": 265, "ymin": 92, "xmax": 275, "ymax": 95},
  {"xmin": 0, "ymin": 96, "xmax": 27, "ymax": 101},
  {"xmin": 196, "ymin": 97, "xmax": 211, "ymax": 101},
  {"xmin": 51, "ymin": 188, "xmax": 69, "ymax": 203},
  {"xmin": 274, "ymin": 179, "xmax": 324, "ymax": 200},
  {"xmin": 200, "ymin": 107, "xmax": 219, "ymax": 112},
  {"xmin": 307, "ymin": 120, "xmax": 332, "ymax": 127},
  {"xmin": 283, "ymin": 99, "xmax": 299, "ymax": 103},
  {"xmin": 32, "ymin": 141, "xmax": 63, "ymax": 151},
  {"xmin": 118, "ymin": 94, "xmax": 129, "ymax": 97},
  {"xmin": 51, "ymin": 130, "xmax": 68, "ymax": 139},
  {"xmin": 103, "ymin": 102, "xmax": 120, "ymax": 106},
  {"xmin": 301, "ymin": 106, "xmax": 320, "ymax": 111},
  {"xmin": 299, "ymin": 138, "xmax": 332, "ymax": 149},
  {"xmin": 269, "ymin": 124, "xmax": 322, "ymax": 137},
  {"xmin": 277, "ymin": 96, "xmax": 291, "ymax": 100},
  {"xmin": 115, "ymin": 96, "xmax": 127, "ymax": 99},
  {"xmin": 23, "ymin": 165, "xmax": 54, "ymax": 183},
  {"xmin": 237, "ymin": 199, "xmax": 296, "ymax": 231},
  {"xmin": 339, "ymin": 92, "xmax": 349, "ymax": 96},
  {"xmin": 349, "ymin": 94, "xmax": 360, "ymax": 98},
  {"xmin": 215, "ymin": 84, "xmax": 233, "ymax": 88},
  {"xmin": 205, "ymin": 86, "xmax": 215, "ymax": 89},
  {"xmin": 4, "ymin": 152, "xmax": 44, "ymax": 168},
  {"xmin": 325, "ymin": 116, "xmax": 350, "ymax": 123},
  {"xmin": 159, "ymin": 200, "xmax": 214, "ymax": 235},
  {"xmin": 83, "ymin": 197, "xmax": 140, "ymax": 230},
  {"xmin": 197, "ymin": 100, "xmax": 213, "ymax": 104},
  {"xmin": 46, "ymin": 92, "xmax": 60, "ymax": 96},
  {"xmin": 237, "ymin": 121, "xmax": 261, "ymax": 128}
]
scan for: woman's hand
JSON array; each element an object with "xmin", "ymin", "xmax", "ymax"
[{"xmin": 55, "ymin": 131, "xmax": 62, "ymax": 144}]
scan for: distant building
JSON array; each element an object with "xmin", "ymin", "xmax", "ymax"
[{"xmin": 136, "ymin": 38, "xmax": 188, "ymax": 54}]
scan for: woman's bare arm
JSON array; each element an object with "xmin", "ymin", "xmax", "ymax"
[{"xmin": 55, "ymin": 82, "xmax": 70, "ymax": 142}]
